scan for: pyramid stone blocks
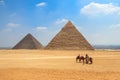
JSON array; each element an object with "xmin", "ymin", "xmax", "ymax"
[
  {"xmin": 13, "ymin": 33, "xmax": 44, "ymax": 49},
  {"xmin": 45, "ymin": 21, "xmax": 94, "ymax": 50}
]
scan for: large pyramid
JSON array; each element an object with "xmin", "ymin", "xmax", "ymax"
[
  {"xmin": 45, "ymin": 21, "xmax": 94, "ymax": 50},
  {"xmin": 13, "ymin": 33, "xmax": 44, "ymax": 49}
]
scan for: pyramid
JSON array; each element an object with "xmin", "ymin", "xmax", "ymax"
[
  {"xmin": 13, "ymin": 33, "xmax": 44, "ymax": 49},
  {"xmin": 45, "ymin": 21, "xmax": 94, "ymax": 50}
]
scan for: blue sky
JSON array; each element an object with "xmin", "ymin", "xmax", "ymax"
[{"xmin": 1, "ymin": 0, "xmax": 120, "ymax": 47}]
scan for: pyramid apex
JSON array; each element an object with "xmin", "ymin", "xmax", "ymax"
[
  {"xmin": 25, "ymin": 33, "xmax": 34, "ymax": 38},
  {"xmin": 68, "ymin": 20, "xmax": 72, "ymax": 23},
  {"xmin": 66, "ymin": 20, "xmax": 73, "ymax": 25},
  {"xmin": 65, "ymin": 20, "xmax": 74, "ymax": 26},
  {"xmin": 62, "ymin": 20, "xmax": 75, "ymax": 29},
  {"xmin": 27, "ymin": 33, "xmax": 32, "ymax": 36}
]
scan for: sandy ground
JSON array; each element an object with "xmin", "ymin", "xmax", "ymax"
[{"xmin": 0, "ymin": 50, "xmax": 120, "ymax": 80}]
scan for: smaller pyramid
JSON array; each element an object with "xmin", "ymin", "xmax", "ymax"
[
  {"xmin": 13, "ymin": 33, "xmax": 44, "ymax": 49},
  {"xmin": 45, "ymin": 21, "xmax": 94, "ymax": 50}
]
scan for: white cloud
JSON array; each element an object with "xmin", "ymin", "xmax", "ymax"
[
  {"xmin": 36, "ymin": 26, "xmax": 47, "ymax": 30},
  {"xmin": 2, "ymin": 22, "xmax": 20, "ymax": 32},
  {"xmin": 0, "ymin": 0, "xmax": 5, "ymax": 6},
  {"xmin": 7, "ymin": 22, "xmax": 20, "ymax": 28},
  {"xmin": 2, "ymin": 28, "xmax": 12, "ymax": 32},
  {"xmin": 55, "ymin": 18, "xmax": 68, "ymax": 25},
  {"xmin": 80, "ymin": 2, "xmax": 120, "ymax": 16},
  {"xmin": 36, "ymin": 2, "xmax": 46, "ymax": 7},
  {"xmin": 110, "ymin": 24, "xmax": 120, "ymax": 29}
]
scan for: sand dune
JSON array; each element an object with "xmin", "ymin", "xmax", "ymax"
[{"xmin": 0, "ymin": 50, "xmax": 120, "ymax": 80}]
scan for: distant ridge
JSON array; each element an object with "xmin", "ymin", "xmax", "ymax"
[
  {"xmin": 0, "ymin": 47, "xmax": 11, "ymax": 50},
  {"xmin": 13, "ymin": 33, "xmax": 44, "ymax": 49},
  {"xmin": 45, "ymin": 21, "xmax": 94, "ymax": 50},
  {"xmin": 93, "ymin": 45, "xmax": 120, "ymax": 50}
]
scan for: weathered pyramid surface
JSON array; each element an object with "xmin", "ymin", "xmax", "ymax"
[
  {"xmin": 13, "ymin": 33, "xmax": 44, "ymax": 49},
  {"xmin": 45, "ymin": 21, "xmax": 94, "ymax": 50}
]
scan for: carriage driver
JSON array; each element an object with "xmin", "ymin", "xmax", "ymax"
[{"xmin": 85, "ymin": 53, "xmax": 89, "ymax": 64}]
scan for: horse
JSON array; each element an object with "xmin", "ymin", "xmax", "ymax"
[
  {"xmin": 76, "ymin": 55, "xmax": 85, "ymax": 64},
  {"xmin": 85, "ymin": 57, "xmax": 93, "ymax": 64},
  {"xmin": 76, "ymin": 55, "xmax": 80, "ymax": 63}
]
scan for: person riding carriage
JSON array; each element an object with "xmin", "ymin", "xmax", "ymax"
[
  {"xmin": 85, "ymin": 53, "xmax": 89, "ymax": 64},
  {"xmin": 76, "ymin": 53, "xmax": 93, "ymax": 64}
]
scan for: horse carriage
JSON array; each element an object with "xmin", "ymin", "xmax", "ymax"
[{"xmin": 76, "ymin": 54, "xmax": 93, "ymax": 64}]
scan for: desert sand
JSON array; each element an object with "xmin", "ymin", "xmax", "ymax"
[{"xmin": 0, "ymin": 50, "xmax": 120, "ymax": 80}]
